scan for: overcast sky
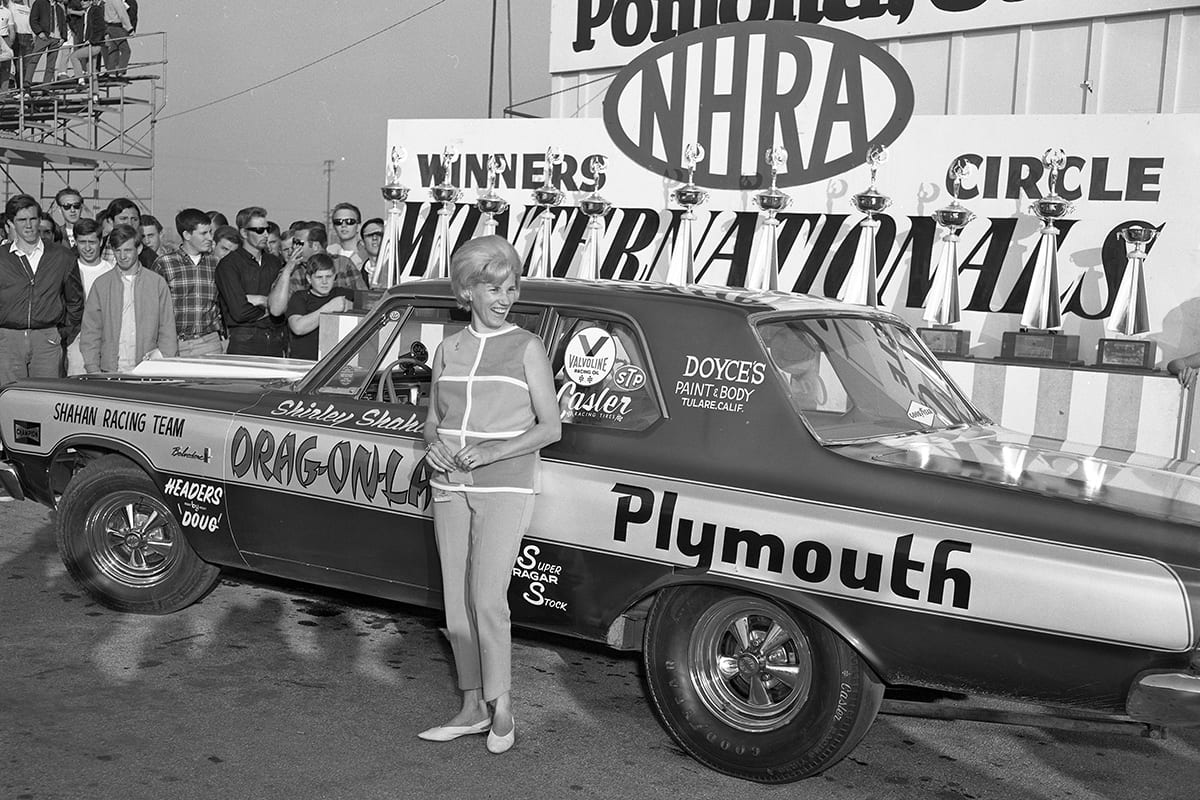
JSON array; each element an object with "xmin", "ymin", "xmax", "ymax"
[{"xmin": 138, "ymin": 0, "xmax": 550, "ymax": 226}]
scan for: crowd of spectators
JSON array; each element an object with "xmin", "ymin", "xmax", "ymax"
[
  {"xmin": 0, "ymin": 0, "xmax": 137, "ymax": 93},
  {"xmin": 0, "ymin": 189, "xmax": 385, "ymax": 386}
]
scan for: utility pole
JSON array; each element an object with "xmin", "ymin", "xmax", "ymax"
[{"xmin": 323, "ymin": 159, "xmax": 335, "ymax": 227}]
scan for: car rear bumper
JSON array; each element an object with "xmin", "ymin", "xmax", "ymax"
[
  {"xmin": 1, "ymin": 460, "xmax": 26, "ymax": 502},
  {"xmin": 1127, "ymin": 668, "xmax": 1200, "ymax": 727}
]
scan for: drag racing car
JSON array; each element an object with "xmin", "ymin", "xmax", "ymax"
[{"xmin": 1, "ymin": 279, "xmax": 1198, "ymax": 783}]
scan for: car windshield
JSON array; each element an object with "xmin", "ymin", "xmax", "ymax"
[{"xmin": 757, "ymin": 316, "xmax": 981, "ymax": 443}]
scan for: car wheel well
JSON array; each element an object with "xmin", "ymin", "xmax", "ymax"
[
  {"xmin": 609, "ymin": 580, "xmax": 884, "ymax": 675},
  {"xmin": 49, "ymin": 445, "xmax": 147, "ymax": 499}
]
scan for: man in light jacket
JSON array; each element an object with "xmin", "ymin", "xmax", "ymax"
[{"xmin": 79, "ymin": 223, "xmax": 176, "ymax": 373}]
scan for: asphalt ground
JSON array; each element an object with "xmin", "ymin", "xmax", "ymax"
[{"xmin": 2, "ymin": 498, "xmax": 1198, "ymax": 800}]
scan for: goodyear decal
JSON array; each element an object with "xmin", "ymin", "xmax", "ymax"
[{"xmin": 528, "ymin": 463, "xmax": 1193, "ymax": 652}]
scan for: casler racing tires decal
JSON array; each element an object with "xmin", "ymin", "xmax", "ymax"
[
  {"xmin": 643, "ymin": 585, "xmax": 884, "ymax": 783},
  {"xmin": 56, "ymin": 455, "xmax": 220, "ymax": 614}
]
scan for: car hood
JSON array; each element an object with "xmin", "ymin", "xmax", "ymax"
[{"xmin": 839, "ymin": 425, "xmax": 1200, "ymax": 526}]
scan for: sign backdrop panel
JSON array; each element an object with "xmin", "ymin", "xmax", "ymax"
[{"xmin": 385, "ymin": 115, "xmax": 1200, "ymax": 364}]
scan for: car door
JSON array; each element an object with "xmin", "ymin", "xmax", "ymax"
[
  {"xmin": 224, "ymin": 299, "xmax": 546, "ymax": 599},
  {"xmin": 511, "ymin": 310, "xmax": 674, "ymax": 635}
]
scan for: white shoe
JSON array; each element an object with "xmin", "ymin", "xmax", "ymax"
[
  {"xmin": 486, "ymin": 719, "xmax": 515, "ymax": 754},
  {"xmin": 417, "ymin": 718, "xmax": 491, "ymax": 742}
]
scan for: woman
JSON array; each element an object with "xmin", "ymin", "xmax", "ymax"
[{"xmin": 418, "ymin": 235, "xmax": 561, "ymax": 754}]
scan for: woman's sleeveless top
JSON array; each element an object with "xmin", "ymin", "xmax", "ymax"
[{"xmin": 431, "ymin": 325, "xmax": 541, "ymax": 493}]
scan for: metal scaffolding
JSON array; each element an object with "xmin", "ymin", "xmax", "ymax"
[{"xmin": 0, "ymin": 32, "xmax": 165, "ymax": 216}]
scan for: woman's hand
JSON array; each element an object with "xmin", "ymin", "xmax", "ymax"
[
  {"xmin": 424, "ymin": 441, "xmax": 460, "ymax": 473},
  {"xmin": 453, "ymin": 442, "xmax": 500, "ymax": 471}
]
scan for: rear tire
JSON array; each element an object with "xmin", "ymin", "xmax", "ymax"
[
  {"xmin": 643, "ymin": 585, "xmax": 883, "ymax": 783},
  {"xmin": 56, "ymin": 455, "xmax": 220, "ymax": 614}
]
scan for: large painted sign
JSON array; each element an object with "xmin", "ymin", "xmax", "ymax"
[
  {"xmin": 602, "ymin": 21, "xmax": 914, "ymax": 188},
  {"xmin": 385, "ymin": 115, "xmax": 1200, "ymax": 364},
  {"xmin": 551, "ymin": 0, "xmax": 1200, "ymax": 73}
]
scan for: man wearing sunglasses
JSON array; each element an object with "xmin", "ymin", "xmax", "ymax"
[
  {"xmin": 214, "ymin": 206, "xmax": 292, "ymax": 357},
  {"xmin": 55, "ymin": 187, "xmax": 85, "ymax": 247},
  {"xmin": 327, "ymin": 202, "xmax": 366, "ymax": 268}
]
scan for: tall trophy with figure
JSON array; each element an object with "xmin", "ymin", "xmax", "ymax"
[
  {"xmin": 528, "ymin": 147, "xmax": 565, "ymax": 278},
  {"xmin": 746, "ymin": 146, "xmax": 791, "ymax": 292},
  {"xmin": 475, "ymin": 155, "xmax": 510, "ymax": 237},
  {"xmin": 666, "ymin": 143, "xmax": 709, "ymax": 287},
  {"xmin": 917, "ymin": 158, "xmax": 976, "ymax": 357},
  {"xmin": 577, "ymin": 156, "xmax": 612, "ymax": 280},
  {"xmin": 427, "ymin": 145, "xmax": 462, "ymax": 280},
  {"xmin": 1095, "ymin": 223, "xmax": 1158, "ymax": 370},
  {"xmin": 839, "ymin": 145, "xmax": 890, "ymax": 307},
  {"xmin": 1001, "ymin": 148, "xmax": 1081, "ymax": 364},
  {"xmin": 373, "ymin": 146, "xmax": 410, "ymax": 295}
]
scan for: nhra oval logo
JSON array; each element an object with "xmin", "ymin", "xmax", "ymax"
[{"xmin": 602, "ymin": 21, "xmax": 914, "ymax": 190}]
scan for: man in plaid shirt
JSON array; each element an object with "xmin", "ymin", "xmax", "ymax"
[{"xmin": 153, "ymin": 208, "xmax": 224, "ymax": 357}]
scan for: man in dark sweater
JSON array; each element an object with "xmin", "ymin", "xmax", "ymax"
[
  {"xmin": 214, "ymin": 206, "xmax": 294, "ymax": 356},
  {"xmin": 0, "ymin": 194, "xmax": 84, "ymax": 384},
  {"xmin": 285, "ymin": 254, "xmax": 352, "ymax": 361}
]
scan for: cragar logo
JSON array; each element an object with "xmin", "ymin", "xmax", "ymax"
[{"xmin": 602, "ymin": 21, "xmax": 914, "ymax": 190}]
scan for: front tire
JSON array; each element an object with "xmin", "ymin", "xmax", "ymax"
[
  {"xmin": 643, "ymin": 585, "xmax": 883, "ymax": 783},
  {"xmin": 56, "ymin": 455, "xmax": 220, "ymax": 614}
]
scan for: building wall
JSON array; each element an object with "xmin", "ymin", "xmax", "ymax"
[{"xmin": 550, "ymin": 5, "xmax": 1200, "ymax": 119}]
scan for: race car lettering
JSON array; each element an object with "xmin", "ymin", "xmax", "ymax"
[
  {"xmin": 152, "ymin": 414, "xmax": 186, "ymax": 438},
  {"xmin": 514, "ymin": 545, "xmax": 569, "ymax": 612},
  {"xmin": 682, "ymin": 356, "xmax": 766, "ymax": 385},
  {"xmin": 611, "ymin": 483, "xmax": 973, "ymax": 609},
  {"xmin": 180, "ymin": 510, "xmax": 222, "ymax": 533},
  {"xmin": 102, "ymin": 408, "xmax": 146, "ymax": 433},
  {"xmin": 228, "ymin": 426, "xmax": 413, "ymax": 506},
  {"xmin": 53, "ymin": 402, "xmax": 97, "ymax": 425},
  {"xmin": 269, "ymin": 399, "xmax": 355, "ymax": 427},
  {"xmin": 557, "ymin": 381, "xmax": 633, "ymax": 419},
  {"xmin": 163, "ymin": 478, "xmax": 224, "ymax": 505},
  {"xmin": 356, "ymin": 408, "xmax": 423, "ymax": 433}
]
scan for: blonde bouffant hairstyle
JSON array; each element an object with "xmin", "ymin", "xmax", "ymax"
[{"xmin": 448, "ymin": 235, "xmax": 522, "ymax": 310}]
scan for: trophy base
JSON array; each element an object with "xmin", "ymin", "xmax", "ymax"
[
  {"xmin": 1095, "ymin": 338, "xmax": 1157, "ymax": 371},
  {"xmin": 354, "ymin": 289, "xmax": 387, "ymax": 312},
  {"xmin": 917, "ymin": 327, "xmax": 971, "ymax": 358},
  {"xmin": 999, "ymin": 330, "xmax": 1081, "ymax": 366}
]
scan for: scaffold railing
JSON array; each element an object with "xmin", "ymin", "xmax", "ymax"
[{"xmin": 0, "ymin": 31, "xmax": 166, "ymax": 216}]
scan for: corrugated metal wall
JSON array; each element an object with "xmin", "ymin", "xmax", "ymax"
[{"xmin": 551, "ymin": 7, "xmax": 1200, "ymax": 119}]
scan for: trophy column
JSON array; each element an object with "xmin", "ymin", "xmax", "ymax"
[
  {"xmin": 577, "ymin": 156, "xmax": 611, "ymax": 280},
  {"xmin": 1002, "ymin": 148, "xmax": 1081, "ymax": 365},
  {"xmin": 427, "ymin": 145, "xmax": 462, "ymax": 280},
  {"xmin": 918, "ymin": 159, "xmax": 976, "ymax": 357},
  {"xmin": 746, "ymin": 146, "xmax": 790, "ymax": 293},
  {"xmin": 666, "ymin": 143, "xmax": 708, "ymax": 287},
  {"xmin": 528, "ymin": 147, "xmax": 564, "ymax": 279},
  {"xmin": 1095, "ymin": 223, "xmax": 1158, "ymax": 370},
  {"xmin": 839, "ymin": 146, "xmax": 890, "ymax": 307}
]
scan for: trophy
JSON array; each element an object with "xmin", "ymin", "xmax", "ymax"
[
  {"xmin": 918, "ymin": 158, "xmax": 976, "ymax": 357},
  {"xmin": 839, "ymin": 145, "xmax": 891, "ymax": 307},
  {"xmin": 577, "ymin": 155, "xmax": 611, "ymax": 280},
  {"xmin": 1095, "ymin": 223, "xmax": 1158, "ymax": 370},
  {"xmin": 427, "ymin": 145, "xmax": 462, "ymax": 280},
  {"xmin": 746, "ymin": 146, "xmax": 791, "ymax": 292},
  {"xmin": 1002, "ymin": 147, "xmax": 1080, "ymax": 364},
  {"xmin": 665, "ymin": 143, "xmax": 709, "ymax": 286},
  {"xmin": 365, "ymin": 146, "xmax": 409, "ymax": 305},
  {"xmin": 528, "ymin": 147, "xmax": 565, "ymax": 278},
  {"xmin": 476, "ymin": 155, "xmax": 510, "ymax": 237}
]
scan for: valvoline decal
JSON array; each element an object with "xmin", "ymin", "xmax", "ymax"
[{"xmin": 602, "ymin": 21, "xmax": 914, "ymax": 190}]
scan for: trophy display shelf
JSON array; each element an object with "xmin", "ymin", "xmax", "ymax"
[{"xmin": 998, "ymin": 329, "xmax": 1082, "ymax": 366}]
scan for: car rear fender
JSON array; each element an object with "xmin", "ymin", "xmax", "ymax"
[
  {"xmin": 604, "ymin": 573, "xmax": 886, "ymax": 676},
  {"xmin": 48, "ymin": 434, "xmax": 245, "ymax": 568}
]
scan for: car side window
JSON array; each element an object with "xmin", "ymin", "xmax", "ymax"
[{"xmin": 550, "ymin": 315, "xmax": 662, "ymax": 431}]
